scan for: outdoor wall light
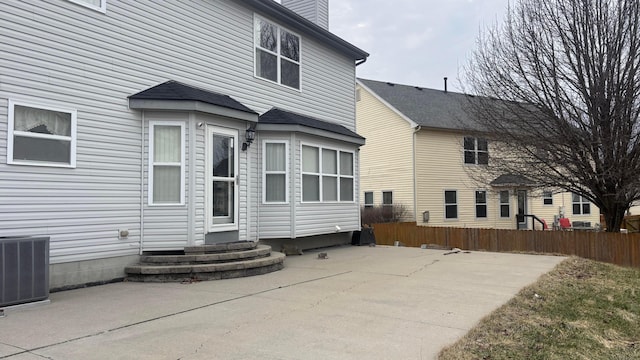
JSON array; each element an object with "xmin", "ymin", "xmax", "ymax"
[{"xmin": 242, "ymin": 127, "xmax": 256, "ymax": 151}]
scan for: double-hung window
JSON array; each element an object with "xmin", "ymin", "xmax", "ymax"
[
  {"xmin": 382, "ymin": 191, "xmax": 393, "ymax": 206},
  {"xmin": 8, "ymin": 100, "xmax": 77, "ymax": 168},
  {"xmin": 499, "ymin": 190, "xmax": 510, "ymax": 218},
  {"xmin": 254, "ymin": 16, "xmax": 301, "ymax": 90},
  {"xmin": 572, "ymin": 193, "xmax": 591, "ymax": 215},
  {"xmin": 475, "ymin": 190, "xmax": 487, "ymax": 218},
  {"xmin": 464, "ymin": 137, "xmax": 488, "ymax": 165},
  {"xmin": 444, "ymin": 190, "xmax": 458, "ymax": 219},
  {"xmin": 543, "ymin": 191, "xmax": 553, "ymax": 205},
  {"xmin": 302, "ymin": 145, "xmax": 354, "ymax": 202},
  {"xmin": 149, "ymin": 122, "xmax": 184, "ymax": 205},
  {"xmin": 264, "ymin": 141, "xmax": 288, "ymax": 203},
  {"xmin": 364, "ymin": 191, "xmax": 374, "ymax": 208}
]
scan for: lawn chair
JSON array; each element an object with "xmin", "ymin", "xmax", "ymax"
[{"xmin": 559, "ymin": 217, "xmax": 572, "ymax": 230}]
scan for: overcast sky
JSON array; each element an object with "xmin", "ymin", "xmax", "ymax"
[{"xmin": 326, "ymin": 0, "xmax": 510, "ymax": 92}]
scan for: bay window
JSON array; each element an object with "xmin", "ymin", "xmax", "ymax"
[
  {"xmin": 302, "ymin": 145, "xmax": 354, "ymax": 202},
  {"xmin": 149, "ymin": 122, "xmax": 184, "ymax": 205},
  {"xmin": 264, "ymin": 141, "xmax": 288, "ymax": 203}
]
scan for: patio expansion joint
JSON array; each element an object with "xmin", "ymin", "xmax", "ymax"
[{"xmin": 0, "ymin": 271, "xmax": 353, "ymax": 359}]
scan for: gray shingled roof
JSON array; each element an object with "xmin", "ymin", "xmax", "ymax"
[
  {"xmin": 129, "ymin": 80, "xmax": 257, "ymax": 114},
  {"xmin": 259, "ymin": 108, "xmax": 364, "ymax": 140},
  {"xmin": 358, "ymin": 78, "xmax": 479, "ymax": 130}
]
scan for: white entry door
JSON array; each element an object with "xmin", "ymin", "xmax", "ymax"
[{"xmin": 207, "ymin": 126, "xmax": 239, "ymax": 232}]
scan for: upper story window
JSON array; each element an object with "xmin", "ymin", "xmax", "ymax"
[
  {"xmin": 68, "ymin": 0, "xmax": 106, "ymax": 13},
  {"xmin": 7, "ymin": 100, "xmax": 77, "ymax": 168},
  {"xmin": 254, "ymin": 16, "xmax": 301, "ymax": 90},
  {"xmin": 543, "ymin": 191, "xmax": 553, "ymax": 205},
  {"xmin": 464, "ymin": 137, "xmax": 488, "ymax": 165},
  {"xmin": 302, "ymin": 145, "xmax": 354, "ymax": 203},
  {"xmin": 572, "ymin": 193, "xmax": 591, "ymax": 215},
  {"xmin": 149, "ymin": 122, "xmax": 185, "ymax": 205},
  {"xmin": 264, "ymin": 141, "xmax": 289, "ymax": 203}
]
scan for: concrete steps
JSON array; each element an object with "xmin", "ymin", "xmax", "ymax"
[{"xmin": 125, "ymin": 243, "xmax": 285, "ymax": 282}]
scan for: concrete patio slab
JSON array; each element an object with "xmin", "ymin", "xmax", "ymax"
[{"xmin": 0, "ymin": 246, "xmax": 565, "ymax": 360}]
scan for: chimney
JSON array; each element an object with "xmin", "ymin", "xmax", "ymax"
[
  {"xmin": 281, "ymin": 0, "xmax": 329, "ymax": 30},
  {"xmin": 444, "ymin": 77, "xmax": 448, "ymax": 93}
]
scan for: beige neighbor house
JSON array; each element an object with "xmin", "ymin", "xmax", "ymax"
[{"xmin": 356, "ymin": 78, "xmax": 601, "ymax": 230}]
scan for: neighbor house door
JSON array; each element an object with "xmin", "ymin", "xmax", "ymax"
[
  {"xmin": 517, "ymin": 189, "xmax": 528, "ymax": 229},
  {"xmin": 206, "ymin": 126, "xmax": 239, "ymax": 232}
]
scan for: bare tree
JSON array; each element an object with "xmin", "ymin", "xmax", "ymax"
[{"xmin": 463, "ymin": 0, "xmax": 640, "ymax": 232}]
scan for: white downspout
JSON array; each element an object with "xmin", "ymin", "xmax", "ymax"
[
  {"xmin": 412, "ymin": 125, "xmax": 421, "ymax": 223},
  {"xmin": 139, "ymin": 111, "xmax": 145, "ymax": 255}
]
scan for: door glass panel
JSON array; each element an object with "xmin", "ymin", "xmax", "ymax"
[
  {"xmin": 212, "ymin": 181, "xmax": 234, "ymax": 224},
  {"xmin": 212, "ymin": 134, "xmax": 234, "ymax": 177}
]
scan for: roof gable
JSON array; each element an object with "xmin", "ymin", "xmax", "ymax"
[{"xmin": 357, "ymin": 78, "xmax": 477, "ymax": 130}]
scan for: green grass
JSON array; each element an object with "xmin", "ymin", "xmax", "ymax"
[{"xmin": 439, "ymin": 257, "xmax": 640, "ymax": 360}]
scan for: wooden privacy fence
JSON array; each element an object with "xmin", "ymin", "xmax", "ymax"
[{"xmin": 371, "ymin": 222, "xmax": 640, "ymax": 268}]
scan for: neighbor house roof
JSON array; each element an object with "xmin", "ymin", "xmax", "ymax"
[
  {"xmin": 258, "ymin": 108, "xmax": 365, "ymax": 145},
  {"xmin": 490, "ymin": 174, "xmax": 536, "ymax": 187},
  {"xmin": 357, "ymin": 78, "xmax": 478, "ymax": 130},
  {"xmin": 128, "ymin": 80, "xmax": 258, "ymax": 122},
  {"xmin": 241, "ymin": 0, "xmax": 368, "ymax": 62}
]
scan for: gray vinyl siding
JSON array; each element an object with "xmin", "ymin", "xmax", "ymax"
[
  {"xmin": 142, "ymin": 112, "xmax": 189, "ymax": 251},
  {"xmin": 281, "ymin": 0, "xmax": 329, "ymax": 30},
  {"xmin": 0, "ymin": 0, "xmax": 358, "ymax": 262},
  {"xmin": 257, "ymin": 132, "xmax": 295, "ymax": 239}
]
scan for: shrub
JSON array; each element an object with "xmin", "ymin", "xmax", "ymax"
[{"xmin": 361, "ymin": 204, "xmax": 409, "ymax": 225}]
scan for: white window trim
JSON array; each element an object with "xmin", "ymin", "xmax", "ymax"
[
  {"xmin": 253, "ymin": 14, "xmax": 302, "ymax": 91},
  {"xmin": 463, "ymin": 137, "xmax": 488, "ymax": 165},
  {"xmin": 499, "ymin": 190, "xmax": 510, "ymax": 218},
  {"xmin": 7, "ymin": 100, "xmax": 77, "ymax": 168},
  {"xmin": 148, "ymin": 121, "xmax": 185, "ymax": 206},
  {"xmin": 475, "ymin": 190, "xmax": 488, "ymax": 219},
  {"xmin": 262, "ymin": 140, "xmax": 289, "ymax": 204},
  {"xmin": 363, "ymin": 191, "xmax": 374, "ymax": 207},
  {"xmin": 206, "ymin": 126, "xmax": 239, "ymax": 232},
  {"xmin": 542, "ymin": 190, "xmax": 554, "ymax": 206},
  {"xmin": 67, "ymin": 0, "xmax": 107, "ymax": 13},
  {"xmin": 444, "ymin": 189, "xmax": 458, "ymax": 220},
  {"xmin": 300, "ymin": 143, "xmax": 355, "ymax": 204}
]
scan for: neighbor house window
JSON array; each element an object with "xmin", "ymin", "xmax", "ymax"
[
  {"xmin": 499, "ymin": 190, "xmax": 510, "ymax": 218},
  {"xmin": 444, "ymin": 190, "xmax": 458, "ymax": 219},
  {"xmin": 67, "ymin": 0, "xmax": 106, "ymax": 12},
  {"xmin": 572, "ymin": 193, "xmax": 591, "ymax": 215},
  {"xmin": 302, "ymin": 145, "xmax": 354, "ymax": 202},
  {"xmin": 264, "ymin": 141, "xmax": 288, "ymax": 203},
  {"xmin": 149, "ymin": 122, "xmax": 184, "ymax": 205},
  {"xmin": 543, "ymin": 191, "xmax": 553, "ymax": 205},
  {"xmin": 364, "ymin": 191, "xmax": 374, "ymax": 208},
  {"xmin": 7, "ymin": 100, "xmax": 77, "ymax": 168},
  {"xmin": 382, "ymin": 191, "xmax": 393, "ymax": 206},
  {"xmin": 254, "ymin": 16, "xmax": 301, "ymax": 90},
  {"xmin": 475, "ymin": 190, "xmax": 487, "ymax": 218},
  {"xmin": 464, "ymin": 137, "xmax": 488, "ymax": 165}
]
